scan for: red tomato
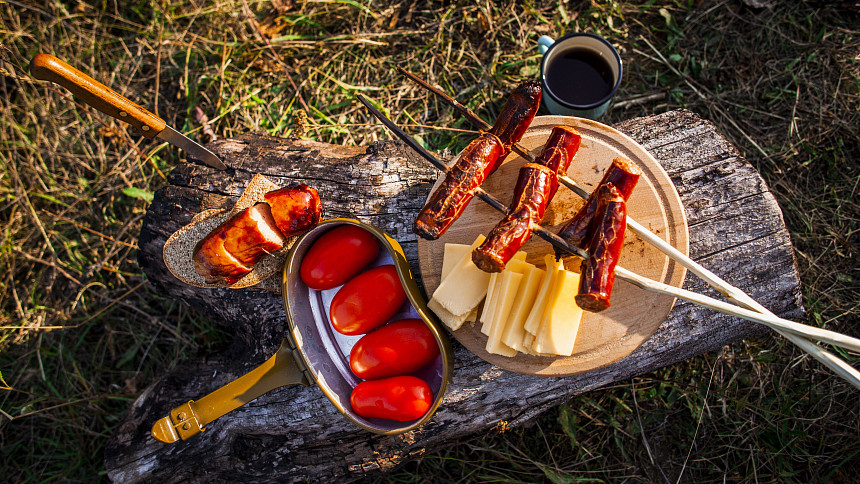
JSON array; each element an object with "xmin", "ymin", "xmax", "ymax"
[
  {"xmin": 350, "ymin": 376, "xmax": 433, "ymax": 421},
  {"xmin": 330, "ymin": 265, "xmax": 407, "ymax": 335},
  {"xmin": 350, "ymin": 319, "xmax": 440, "ymax": 380},
  {"xmin": 300, "ymin": 225, "xmax": 379, "ymax": 290}
]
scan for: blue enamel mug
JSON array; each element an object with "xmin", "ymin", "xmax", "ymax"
[{"xmin": 538, "ymin": 33, "xmax": 622, "ymax": 119}]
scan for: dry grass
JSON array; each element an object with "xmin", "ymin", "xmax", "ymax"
[{"xmin": 0, "ymin": 0, "xmax": 857, "ymax": 481}]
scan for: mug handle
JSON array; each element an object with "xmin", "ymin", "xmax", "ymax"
[
  {"xmin": 151, "ymin": 338, "xmax": 311, "ymax": 443},
  {"xmin": 538, "ymin": 35, "xmax": 555, "ymax": 55}
]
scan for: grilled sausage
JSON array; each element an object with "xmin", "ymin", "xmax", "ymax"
[
  {"xmin": 414, "ymin": 81, "xmax": 542, "ymax": 240},
  {"xmin": 194, "ymin": 185, "xmax": 322, "ymax": 285},
  {"xmin": 487, "ymin": 80, "xmax": 543, "ymax": 153},
  {"xmin": 557, "ymin": 157, "xmax": 641, "ymax": 249},
  {"xmin": 575, "ymin": 183, "xmax": 626, "ymax": 312},
  {"xmin": 414, "ymin": 133, "xmax": 506, "ymax": 240},
  {"xmin": 264, "ymin": 184, "xmax": 322, "ymax": 237},
  {"xmin": 193, "ymin": 202, "xmax": 284, "ymax": 284},
  {"xmin": 472, "ymin": 126, "xmax": 582, "ymax": 272}
]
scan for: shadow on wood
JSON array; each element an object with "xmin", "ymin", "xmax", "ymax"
[{"xmin": 105, "ymin": 110, "xmax": 803, "ymax": 483}]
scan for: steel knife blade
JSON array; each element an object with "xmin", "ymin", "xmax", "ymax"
[{"xmin": 29, "ymin": 53, "xmax": 228, "ymax": 171}]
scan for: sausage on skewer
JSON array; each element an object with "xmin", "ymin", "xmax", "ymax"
[
  {"xmin": 472, "ymin": 126, "xmax": 581, "ymax": 272},
  {"xmin": 557, "ymin": 157, "xmax": 641, "ymax": 249},
  {"xmin": 575, "ymin": 183, "xmax": 627, "ymax": 312},
  {"xmin": 414, "ymin": 81, "xmax": 541, "ymax": 240}
]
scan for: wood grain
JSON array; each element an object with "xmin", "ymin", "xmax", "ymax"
[{"xmin": 104, "ymin": 110, "xmax": 804, "ymax": 483}]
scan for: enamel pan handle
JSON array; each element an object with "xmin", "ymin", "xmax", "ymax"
[{"xmin": 151, "ymin": 340, "xmax": 310, "ymax": 443}]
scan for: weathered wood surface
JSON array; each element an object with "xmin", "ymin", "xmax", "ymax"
[{"xmin": 105, "ymin": 110, "xmax": 804, "ymax": 483}]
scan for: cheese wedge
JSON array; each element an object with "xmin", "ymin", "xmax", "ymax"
[
  {"xmin": 485, "ymin": 270, "xmax": 524, "ymax": 357},
  {"xmin": 499, "ymin": 265, "xmax": 544, "ymax": 352},
  {"xmin": 480, "ymin": 257, "xmax": 534, "ymax": 334},
  {"xmin": 532, "ymin": 270, "xmax": 584, "ymax": 356},
  {"xmin": 523, "ymin": 255, "xmax": 564, "ymax": 335}
]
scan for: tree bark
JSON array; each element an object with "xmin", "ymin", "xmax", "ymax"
[{"xmin": 105, "ymin": 110, "xmax": 803, "ymax": 483}]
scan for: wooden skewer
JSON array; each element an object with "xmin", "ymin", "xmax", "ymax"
[
  {"xmin": 394, "ymin": 69, "xmax": 860, "ymax": 389},
  {"xmin": 356, "ymin": 94, "xmax": 860, "ymax": 387}
]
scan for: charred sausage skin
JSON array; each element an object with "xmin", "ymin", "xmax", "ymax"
[
  {"xmin": 193, "ymin": 209, "xmax": 259, "ymax": 285},
  {"xmin": 221, "ymin": 202, "xmax": 285, "ymax": 266},
  {"xmin": 557, "ymin": 157, "xmax": 641, "ymax": 249},
  {"xmin": 414, "ymin": 81, "xmax": 542, "ymax": 240},
  {"xmin": 472, "ymin": 163, "xmax": 556, "ymax": 272},
  {"xmin": 472, "ymin": 126, "xmax": 581, "ymax": 272},
  {"xmin": 575, "ymin": 183, "xmax": 627, "ymax": 312},
  {"xmin": 264, "ymin": 184, "xmax": 322, "ymax": 237},
  {"xmin": 414, "ymin": 133, "xmax": 506, "ymax": 240},
  {"xmin": 487, "ymin": 80, "xmax": 543, "ymax": 153},
  {"xmin": 193, "ymin": 185, "xmax": 322, "ymax": 285}
]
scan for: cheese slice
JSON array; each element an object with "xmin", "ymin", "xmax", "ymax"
[
  {"xmin": 527, "ymin": 261, "xmax": 570, "ymax": 354},
  {"xmin": 500, "ymin": 265, "xmax": 544, "ymax": 352},
  {"xmin": 429, "ymin": 236, "xmax": 485, "ymax": 329},
  {"xmin": 523, "ymin": 255, "xmax": 564, "ymax": 335},
  {"xmin": 504, "ymin": 257, "xmax": 533, "ymax": 273},
  {"xmin": 485, "ymin": 270, "xmax": 524, "ymax": 357},
  {"xmin": 522, "ymin": 332, "xmax": 536, "ymax": 352},
  {"xmin": 465, "ymin": 307, "xmax": 478, "ymax": 323},
  {"xmin": 441, "ymin": 244, "xmax": 471, "ymax": 280},
  {"xmin": 480, "ymin": 257, "xmax": 534, "ymax": 334},
  {"xmin": 428, "ymin": 298, "xmax": 468, "ymax": 330},
  {"xmin": 430, "ymin": 235, "xmax": 489, "ymax": 316},
  {"xmin": 479, "ymin": 272, "xmax": 500, "ymax": 328},
  {"xmin": 532, "ymin": 270, "xmax": 584, "ymax": 356}
]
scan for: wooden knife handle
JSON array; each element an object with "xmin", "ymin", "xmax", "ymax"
[{"xmin": 29, "ymin": 53, "xmax": 166, "ymax": 138}]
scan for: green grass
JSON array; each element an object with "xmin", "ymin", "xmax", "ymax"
[{"xmin": 1, "ymin": 0, "xmax": 858, "ymax": 481}]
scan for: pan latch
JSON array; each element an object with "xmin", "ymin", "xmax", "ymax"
[{"xmin": 151, "ymin": 401, "xmax": 204, "ymax": 443}]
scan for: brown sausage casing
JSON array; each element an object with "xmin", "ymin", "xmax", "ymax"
[
  {"xmin": 472, "ymin": 126, "xmax": 582, "ymax": 272},
  {"xmin": 194, "ymin": 185, "xmax": 322, "ymax": 285},
  {"xmin": 414, "ymin": 81, "xmax": 542, "ymax": 240},
  {"xmin": 472, "ymin": 163, "xmax": 557, "ymax": 272},
  {"xmin": 264, "ymin": 184, "xmax": 322, "ymax": 237},
  {"xmin": 557, "ymin": 157, "xmax": 641, "ymax": 249},
  {"xmin": 221, "ymin": 203, "xmax": 286, "ymax": 266},
  {"xmin": 575, "ymin": 184, "xmax": 627, "ymax": 312},
  {"xmin": 534, "ymin": 125, "xmax": 582, "ymax": 175},
  {"xmin": 193, "ymin": 205, "xmax": 270, "ymax": 285},
  {"xmin": 414, "ymin": 133, "xmax": 506, "ymax": 240},
  {"xmin": 487, "ymin": 80, "xmax": 543, "ymax": 152}
]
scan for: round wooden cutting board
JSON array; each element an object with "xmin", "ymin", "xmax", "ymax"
[{"xmin": 416, "ymin": 115, "xmax": 689, "ymax": 376}]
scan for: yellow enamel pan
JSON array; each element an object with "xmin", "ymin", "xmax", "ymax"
[{"xmin": 152, "ymin": 219, "xmax": 454, "ymax": 443}]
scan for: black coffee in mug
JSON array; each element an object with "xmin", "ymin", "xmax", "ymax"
[
  {"xmin": 544, "ymin": 47, "xmax": 614, "ymax": 106},
  {"xmin": 538, "ymin": 33, "xmax": 622, "ymax": 118}
]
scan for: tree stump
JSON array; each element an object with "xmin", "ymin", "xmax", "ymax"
[{"xmin": 104, "ymin": 110, "xmax": 803, "ymax": 482}]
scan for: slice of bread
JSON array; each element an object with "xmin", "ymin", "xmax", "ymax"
[{"xmin": 163, "ymin": 174, "xmax": 292, "ymax": 290}]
